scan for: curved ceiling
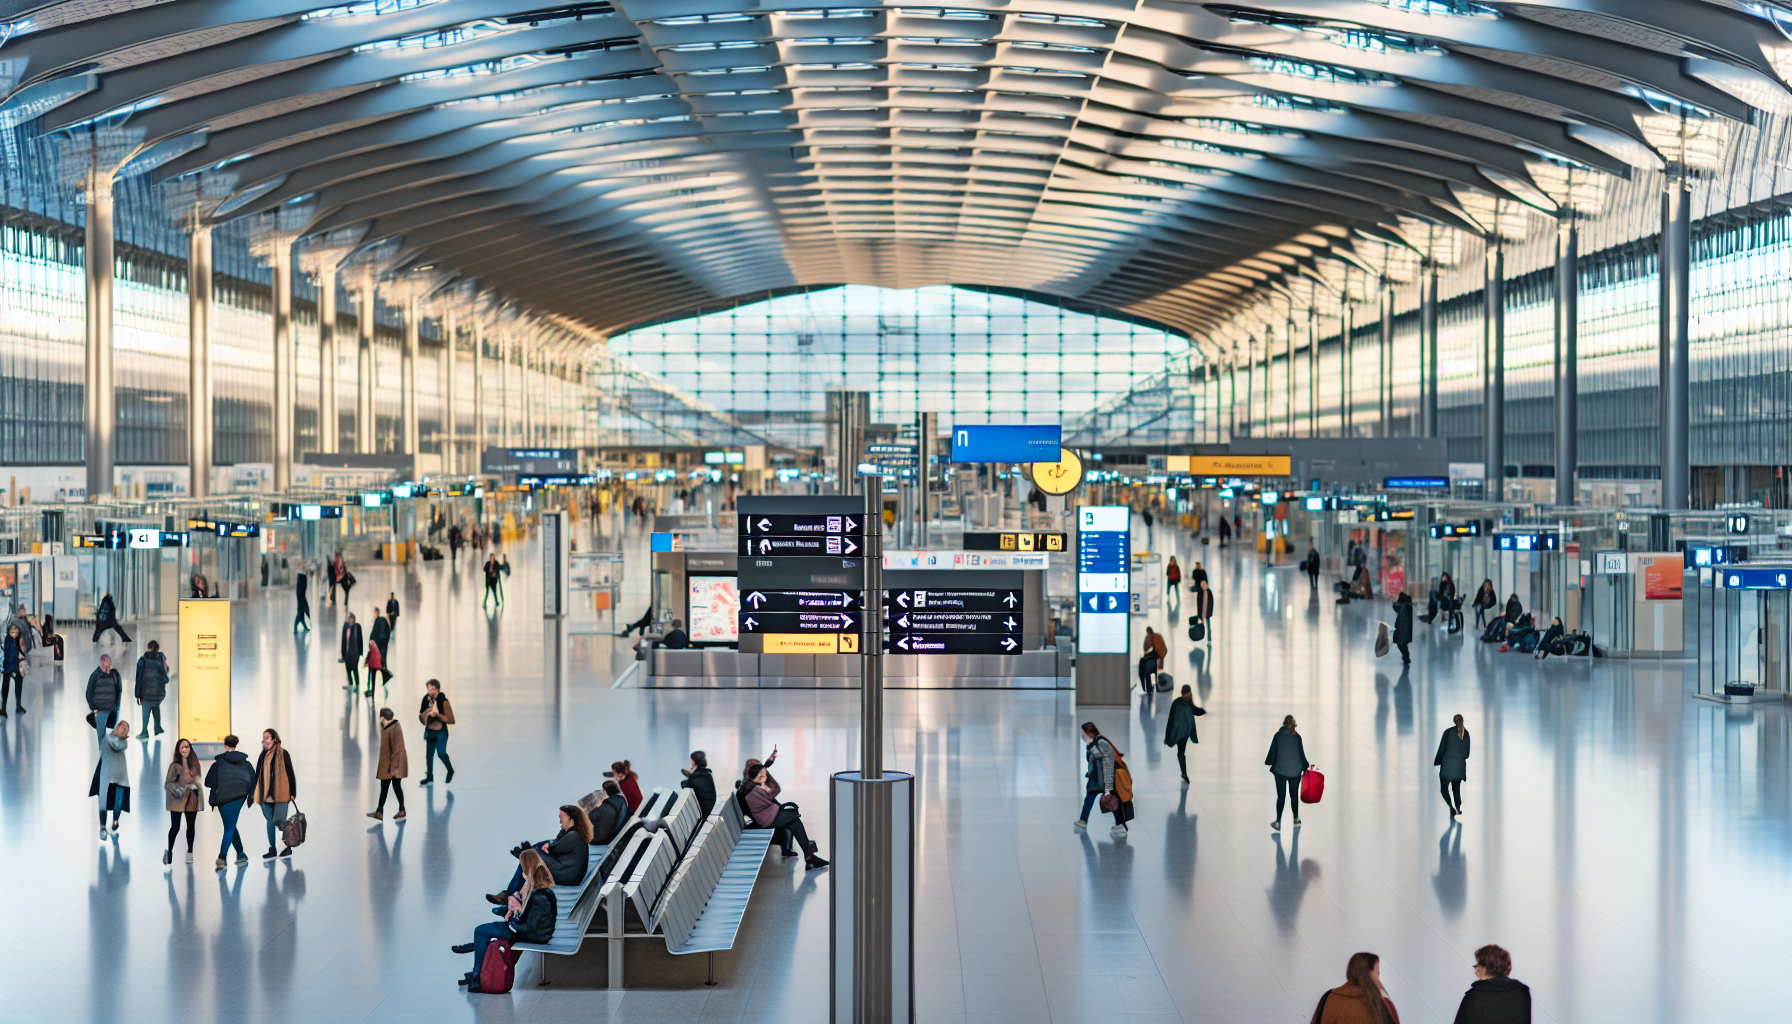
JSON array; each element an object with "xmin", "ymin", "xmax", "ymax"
[{"xmin": 4, "ymin": 0, "xmax": 1791, "ymax": 342}]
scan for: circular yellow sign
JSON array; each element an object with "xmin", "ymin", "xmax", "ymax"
[{"xmin": 1029, "ymin": 448, "xmax": 1084, "ymax": 495}]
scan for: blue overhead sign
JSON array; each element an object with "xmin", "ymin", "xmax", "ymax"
[
  {"xmin": 951, "ymin": 424, "xmax": 1061, "ymax": 463},
  {"xmin": 1722, "ymin": 568, "xmax": 1792, "ymax": 590},
  {"xmin": 1384, "ymin": 476, "xmax": 1449, "ymax": 489}
]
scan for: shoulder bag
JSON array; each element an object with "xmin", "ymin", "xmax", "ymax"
[{"xmin": 282, "ymin": 799, "xmax": 308, "ymax": 848}]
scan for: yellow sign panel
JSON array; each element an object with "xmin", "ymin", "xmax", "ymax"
[
  {"xmin": 178, "ymin": 599, "xmax": 232, "ymax": 745},
  {"xmin": 762, "ymin": 633, "xmax": 858, "ymax": 654},
  {"xmin": 1188, "ymin": 455, "xmax": 1292, "ymax": 477},
  {"xmin": 1029, "ymin": 448, "xmax": 1083, "ymax": 495}
]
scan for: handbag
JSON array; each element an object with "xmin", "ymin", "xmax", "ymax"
[
  {"xmin": 1099, "ymin": 792, "xmax": 1119, "ymax": 812},
  {"xmin": 282, "ymin": 800, "xmax": 308, "ymax": 848},
  {"xmin": 164, "ymin": 779, "xmax": 189, "ymax": 803}
]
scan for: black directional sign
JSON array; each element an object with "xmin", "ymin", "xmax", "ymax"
[
  {"xmin": 738, "ymin": 556, "xmax": 864, "ymax": 591},
  {"xmin": 739, "ymin": 534, "xmax": 865, "ymax": 557},
  {"xmin": 886, "ymin": 609, "xmax": 1020, "ymax": 634},
  {"xmin": 883, "ymin": 588, "xmax": 1021, "ymax": 613},
  {"xmin": 740, "ymin": 589, "xmax": 860, "ymax": 613},
  {"xmin": 884, "ymin": 633, "xmax": 1023, "ymax": 655},
  {"xmin": 738, "ymin": 513, "xmax": 865, "ymax": 536},
  {"xmin": 739, "ymin": 610, "xmax": 861, "ymax": 633}
]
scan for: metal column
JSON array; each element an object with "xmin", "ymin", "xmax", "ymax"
[
  {"xmin": 1308, "ymin": 309, "xmax": 1318, "ymax": 438},
  {"xmin": 1378, "ymin": 287, "xmax": 1393, "ymax": 437},
  {"xmin": 498, "ymin": 328, "xmax": 511, "ymax": 447},
  {"xmin": 1660, "ymin": 183, "xmax": 1691, "ymax": 510},
  {"xmin": 1483, "ymin": 242, "xmax": 1505, "ymax": 499},
  {"xmin": 1554, "ymin": 218, "xmax": 1579, "ymax": 506},
  {"xmin": 357, "ymin": 276, "xmax": 375, "ymax": 454},
  {"xmin": 84, "ymin": 172, "xmax": 115, "ymax": 502},
  {"xmin": 272, "ymin": 240, "xmax": 294, "ymax": 492},
  {"xmin": 187, "ymin": 225, "xmax": 212, "ymax": 498},
  {"xmin": 473, "ymin": 312, "xmax": 486, "ymax": 457},
  {"xmin": 1340, "ymin": 300, "xmax": 1353, "ymax": 436},
  {"xmin": 1422, "ymin": 266, "xmax": 1439, "ymax": 437},
  {"xmin": 318, "ymin": 266, "xmax": 338, "ymax": 455},
  {"xmin": 443, "ymin": 307, "xmax": 458, "ymax": 474},
  {"xmin": 861, "ymin": 476, "xmax": 883, "ymax": 779},
  {"xmin": 522, "ymin": 334, "xmax": 535, "ymax": 447},
  {"xmin": 1284, "ymin": 315, "xmax": 1295, "ymax": 437},
  {"xmin": 402, "ymin": 297, "xmax": 419, "ymax": 457}
]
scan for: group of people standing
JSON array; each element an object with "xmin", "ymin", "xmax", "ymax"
[{"xmin": 339, "ymin": 595, "xmax": 400, "ymax": 697}]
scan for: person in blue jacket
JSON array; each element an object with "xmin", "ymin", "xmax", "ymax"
[{"xmin": 1266, "ymin": 715, "xmax": 1309, "ymax": 832}]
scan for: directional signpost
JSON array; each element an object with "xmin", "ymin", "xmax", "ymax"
[
  {"xmin": 737, "ymin": 496, "xmax": 867, "ymax": 655},
  {"xmin": 1077, "ymin": 506, "xmax": 1131, "ymax": 705},
  {"xmin": 739, "ymin": 534, "xmax": 865, "ymax": 556},
  {"xmin": 882, "ymin": 582, "xmax": 1024, "ymax": 654},
  {"xmin": 887, "ymin": 633, "xmax": 1021, "ymax": 655}
]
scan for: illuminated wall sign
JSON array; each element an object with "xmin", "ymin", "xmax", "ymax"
[
  {"xmin": 951, "ymin": 424, "xmax": 1061, "ymax": 463},
  {"xmin": 1495, "ymin": 533, "xmax": 1558, "ymax": 551},
  {"xmin": 1430, "ymin": 523, "xmax": 1483, "ymax": 539},
  {"xmin": 1384, "ymin": 476, "xmax": 1449, "ymax": 489},
  {"xmin": 179, "ymin": 599, "xmax": 233, "ymax": 748},
  {"xmin": 1077, "ymin": 505, "xmax": 1130, "ymax": 654},
  {"xmin": 1189, "ymin": 455, "xmax": 1291, "ymax": 476},
  {"xmin": 1722, "ymin": 568, "xmax": 1791, "ymax": 590}
]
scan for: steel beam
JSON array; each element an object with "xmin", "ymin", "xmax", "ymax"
[{"xmin": 1554, "ymin": 219, "xmax": 1579, "ymax": 506}]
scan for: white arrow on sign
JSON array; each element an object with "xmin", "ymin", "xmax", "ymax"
[
  {"xmin": 844, "ymin": 537, "xmax": 859, "ymax": 555},
  {"xmin": 898, "ymin": 635, "xmax": 911, "ymax": 651},
  {"xmin": 747, "ymin": 591, "xmax": 767, "ymax": 608},
  {"xmin": 758, "ymin": 518, "xmax": 772, "ymax": 532},
  {"xmin": 898, "ymin": 614, "xmax": 909, "ymax": 629},
  {"xmin": 897, "ymin": 592, "xmax": 910, "ymax": 607},
  {"xmin": 844, "ymin": 517, "xmax": 857, "ymax": 532},
  {"xmin": 744, "ymin": 616, "xmax": 758, "ymax": 630},
  {"xmin": 1001, "ymin": 637, "xmax": 1018, "ymax": 651},
  {"xmin": 838, "ymin": 613, "xmax": 854, "ymax": 629},
  {"xmin": 1003, "ymin": 616, "xmax": 1018, "ymax": 631},
  {"xmin": 1106, "ymin": 595, "xmax": 1118, "ymax": 610},
  {"xmin": 759, "ymin": 538, "xmax": 772, "ymax": 554},
  {"xmin": 1003, "ymin": 592, "xmax": 1018, "ymax": 607}
]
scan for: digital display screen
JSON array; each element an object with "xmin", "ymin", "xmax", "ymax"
[{"xmin": 687, "ymin": 575, "xmax": 740, "ymax": 644}]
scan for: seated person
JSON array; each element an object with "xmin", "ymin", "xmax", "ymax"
[
  {"xmin": 588, "ymin": 780, "xmax": 628, "ymax": 844},
  {"xmin": 680, "ymin": 750, "xmax": 717, "ymax": 818},
  {"xmin": 738, "ymin": 763, "xmax": 828, "ymax": 870},
  {"xmin": 735, "ymin": 748, "xmax": 781, "ymax": 815},
  {"xmin": 660, "ymin": 618, "xmax": 689, "ymax": 649},
  {"xmin": 485, "ymin": 805, "xmax": 592, "ymax": 906},
  {"xmin": 1505, "ymin": 613, "xmax": 1538, "ymax": 649},
  {"xmin": 454, "ymin": 848, "xmax": 557, "ymax": 989},
  {"xmin": 604, "ymin": 760, "xmax": 643, "ymax": 814},
  {"xmin": 1535, "ymin": 616, "xmax": 1566, "ymax": 659}
]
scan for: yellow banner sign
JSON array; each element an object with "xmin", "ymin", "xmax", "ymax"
[
  {"xmin": 762, "ymin": 632, "xmax": 858, "ymax": 654},
  {"xmin": 179, "ymin": 599, "xmax": 232, "ymax": 745},
  {"xmin": 1187, "ymin": 455, "xmax": 1292, "ymax": 476}
]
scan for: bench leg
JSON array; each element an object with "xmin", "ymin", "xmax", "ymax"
[
  {"xmin": 706, "ymin": 951, "xmax": 716, "ymax": 987},
  {"xmin": 537, "ymin": 951, "xmax": 550, "ymax": 987},
  {"xmin": 607, "ymin": 886, "xmax": 625, "ymax": 990}
]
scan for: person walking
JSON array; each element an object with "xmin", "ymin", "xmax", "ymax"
[
  {"xmin": 1137, "ymin": 626, "xmax": 1167, "ymax": 696},
  {"xmin": 341, "ymin": 613, "xmax": 364, "ymax": 692},
  {"xmin": 205, "ymin": 734, "xmax": 254, "ymax": 868},
  {"xmin": 385, "ymin": 591, "xmax": 400, "ymax": 633},
  {"xmin": 87, "ymin": 653, "xmax": 124, "ymax": 756},
  {"xmin": 1192, "ymin": 578, "xmax": 1215, "ymax": 641},
  {"xmin": 1218, "ymin": 515, "xmax": 1231, "ymax": 547},
  {"xmin": 1266, "ymin": 714, "xmax": 1310, "ymax": 832},
  {"xmin": 163, "ymin": 738, "xmax": 203, "ymax": 865},
  {"xmin": 1163, "ymin": 684, "xmax": 1207, "ymax": 784},
  {"xmin": 251, "ymin": 729, "xmax": 297, "ymax": 860},
  {"xmin": 134, "ymin": 640, "xmax": 169, "ymax": 737},
  {"xmin": 1074, "ymin": 722, "xmax": 1124, "ymax": 834},
  {"xmin": 369, "ymin": 707, "xmax": 408, "ymax": 821},
  {"xmin": 1392, "ymin": 592, "xmax": 1414, "ymax": 664},
  {"xmin": 418, "ymin": 678, "xmax": 455, "ymax": 784},
  {"xmin": 92, "ymin": 591, "xmax": 132, "ymax": 645},
  {"xmin": 1435, "ymin": 714, "xmax": 1470, "ymax": 817},
  {"xmin": 1471, "ymin": 580, "xmax": 1497, "ymax": 628},
  {"xmin": 1165, "ymin": 555, "xmax": 1181, "ymax": 610},
  {"xmin": 367, "ymin": 609, "xmax": 393, "ymax": 696},
  {"xmin": 1451, "ymin": 944, "xmax": 1531, "ymax": 1023},
  {"xmin": 482, "ymin": 555, "xmax": 502, "ymax": 608},
  {"xmin": 1, "ymin": 621, "xmax": 28, "ymax": 716},
  {"xmin": 294, "ymin": 570, "xmax": 311, "ymax": 633},
  {"xmin": 1306, "ymin": 547, "xmax": 1322, "ymax": 589},
  {"xmin": 1309, "ymin": 951, "xmax": 1402, "ymax": 1023},
  {"xmin": 91, "ymin": 719, "xmax": 132, "ymax": 841},
  {"xmin": 681, "ymin": 750, "xmax": 717, "ymax": 817},
  {"xmin": 338, "ymin": 561, "xmax": 357, "ymax": 608}
]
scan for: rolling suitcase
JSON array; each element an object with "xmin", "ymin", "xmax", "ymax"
[{"xmin": 1156, "ymin": 672, "xmax": 1173, "ymax": 693}]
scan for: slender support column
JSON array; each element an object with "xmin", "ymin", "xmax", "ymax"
[
  {"xmin": 473, "ymin": 314, "xmax": 486, "ymax": 459},
  {"xmin": 1284, "ymin": 317, "xmax": 1295, "ymax": 437},
  {"xmin": 402, "ymin": 298, "xmax": 419, "ymax": 457},
  {"xmin": 1484, "ymin": 242, "xmax": 1506, "ymax": 500},
  {"xmin": 1308, "ymin": 310, "xmax": 1318, "ymax": 438},
  {"xmin": 272, "ymin": 241, "xmax": 294, "ymax": 492},
  {"xmin": 855, "ymin": 469, "xmax": 889, "ymax": 1021},
  {"xmin": 444, "ymin": 307, "xmax": 458, "ymax": 474},
  {"xmin": 1340, "ymin": 301, "xmax": 1354, "ymax": 437},
  {"xmin": 1243, "ymin": 345, "xmax": 1255, "ymax": 439},
  {"xmin": 1422, "ymin": 267, "xmax": 1439, "ymax": 437},
  {"xmin": 498, "ymin": 330, "xmax": 511, "ymax": 447},
  {"xmin": 84, "ymin": 173, "xmax": 115, "ymax": 502},
  {"xmin": 318, "ymin": 268, "xmax": 338, "ymax": 455},
  {"xmin": 1379, "ymin": 287, "xmax": 1393, "ymax": 437},
  {"xmin": 523, "ymin": 336, "xmax": 536, "ymax": 446},
  {"xmin": 1660, "ymin": 183, "xmax": 1691, "ymax": 509},
  {"xmin": 357, "ymin": 276, "xmax": 375, "ymax": 453},
  {"xmin": 187, "ymin": 225, "xmax": 212, "ymax": 498},
  {"xmin": 1554, "ymin": 218, "xmax": 1580, "ymax": 506}
]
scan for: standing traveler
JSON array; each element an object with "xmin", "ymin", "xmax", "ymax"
[
  {"xmin": 605, "ymin": 760, "xmax": 643, "ymax": 813},
  {"xmin": 1165, "ymin": 556, "xmax": 1181, "ymax": 608},
  {"xmin": 3, "ymin": 605, "xmax": 34, "ymax": 655},
  {"xmin": 588, "ymin": 780, "xmax": 627, "ymax": 843},
  {"xmin": 452, "ymin": 848, "xmax": 556, "ymax": 990},
  {"xmin": 1190, "ymin": 561, "xmax": 1209, "ymax": 590},
  {"xmin": 367, "ymin": 609, "xmax": 393, "ymax": 695},
  {"xmin": 1392, "ymin": 592, "xmax": 1414, "ymax": 664},
  {"xmin": 1266, "ymin": 714, "xmax": 1310, "ymax": 832},
  {"xmin": 92, "ymin": 591, "xmax": 132, "ymax": 644},
  {"xmin": 1074, "ymin": 722, "xmax": 1127, "ymax": 834},
  {"xmin": 1471, "ymin": 580, "xmax": 1497, "ymax": 628},
  {"xmin": 1162, "ymin": 684, "xmax": 1206, "ymax": 784},
  {"xmin": 369, "ymin": 707, "xmax": 408, "ymax": 821},
  {"xmin": 92, "ymin": 720, "xmax": 132, "ymax": 840},
  {"xmin": 418, "ymin": 679, "xmax": 456, "ymax": 784},
  {"xmin": 1451, "ymin": 944, "xmax": 1531, "ymax": 1023},
  {"xmin": 1, "ymin": 622, "xmax": 27, "ymax": 716},
  {"xmin": 739, "ymin": 764, "xmax": 828, "ymax": 869},
  {"xmin": 680, "ymin": 750, "xmax": 716, "ymax": 817},
  {"xmin": 1192, "ymin": 578, "xmax": 1215, "ymax": 639},
  {"xmin": 1137, "ymin": 626, "xmax": 1167, "ymax": 695},
  {"xmin": 134, "ymin": 640, "xmax": 169, "ymax": 737},
  {"xmin": 487, "ymin": 805, "xmax": 592, "ymax": 904},
  {"xmin": 252, "ymin": 729, "xmax": 297, "ymax": 860},
  {"xmin": 1306, "ymin": 547, "xmax": 1321, "ymax": 589},
  {"xmin": 341, "ymin": 613, "xmax": 364, "ymax": 692},
  {"xmin": 1310, "ymin": 951, "xmax": 1401, "ymax": 1024},
  {"xmin": 1435, "ymin": 715, "xmax": 1470, "ymax": 817},
  {"xmin": 87, "ymin": 654, "xmax": 124, "ymax": 766},
  {"xmin": 294, "ymin": 570, "xmax": 310, "ymax": 633},
  {"xmin": 482, "ymin": 555, "xmax": 502, "ymax": 608},
  {"xmin": 1218, "ymin": 516, "xmax": 1231, "ymax": 547},
  {"xmin": 338, "ymin": 562, "xmax": 357, "ymax": 608},
  {"xmin": 205, "ymin": 734, "xmax": 254, "ymax": 868},
  {"xmin": 385, "ymin": 592, "xmax": 400, "ymax": 632},
  {"xmin": 164, "ymin": 738, "xmax": 203, "ymax": 865}
]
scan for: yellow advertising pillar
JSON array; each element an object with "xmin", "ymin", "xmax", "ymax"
[{"xmin": 179, "ymin": 599, "xmax": 232, "ymax": 755}]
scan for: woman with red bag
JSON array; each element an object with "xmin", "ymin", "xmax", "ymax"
[{"xmin": 1266, "ymin": 715, "xmax": 1310, "ymax": 832}]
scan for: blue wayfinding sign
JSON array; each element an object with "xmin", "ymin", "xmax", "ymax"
[
  {"xmin": 1723, "ymin": 568, "xmax": 1792, "ymax": 590},
  {"xmin": 1077, "ymin": 506, "xmax": 1130, "ymax": 654},
  {"xmin": 1384, "ymin": 476, "xmax": 1449, "ymax": 489},
  {"xmin": 951, "ymin": 424, "xmax": 1061, "ymax": 463}
]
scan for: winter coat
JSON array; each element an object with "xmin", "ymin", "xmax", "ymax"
[
  {"xmin": 1166, "ymin": 562, "xmax": 1181, "ymax": 584},
  {"xmin": 97, "ymin": 594, "xmax": 118, "ymax": 623},
  {"xmin": 1085, "ymin": 736, "xmax": 1117, "ymax": 793},
  {"xmin": 386, "ymin": 597, "xmax": 400, "ymax": 621},
  {"xmin": 1393, "ymin": 598, "xmax": 1414, "ymax": 644},
  {"xmin": 619, "ymin": 773, "xmax": 643, "ymax": 814},
  {"xmin": 368, "ymin": 616, "xmax": 392, "ymax": 656},
  {"xmin": 1314, "ymin": 982, "xmax": 1402, "ymax": 1024},
  {"xmin": 1504, "ymin": 596, "xmax": 1523, "ymax": 620},
  {"xmin": 590, "ymin": 794, "xmax": 628, "ymax": 845},
  {"xmin": 681, "ymin": 767, "xmax": 717, "ymax": 818},
  {"xmin": 1438, "ymin": 579, "xmax": 1458, "ymax": 603},
  {"xmin": 4, "ymin": 616, "xmax": 33, "ymax": 654},
  {"xmin": 1144, "ymin": 630, "xmax": 1167, "ymax": 661},
  {"xmin": 206, "ymin": 749, "xmax": 256, "ymax": 806},
  {"xmin": 1473, "ymin": 586, "xmax": 1496, "ymax": 611},
  {"xmin": 536, "ymin": 827, "xmax": 589, "ymax": 886},
  {"xmin": 1164, "ymin": 695, "xmax": 1204, "ymax": 746},
  {"xmin": 1265, "ymin": 727, "xmax": 1309, "ymax": 778},
  {"xmin": 1194, "ymin": 586, "xmax": 1215, "ymax": 620},
  {"xmin": 418, "ymin": 693, "xmax": 455, "ymax": 732},
  {"xmin": 134, "ymin": 650, "xmax": 169, "ymax": 703},
  {"xmin": 742, "ymin": 781, "xmax": 782, "ymax": 828},
  {"xmin": 101, "ymin": 733, "xmax": 130, "ymax": 787},
  {"xmin": 165, "ymin": 758, "xmax": 202, "ymax": 813},
  {"xmin": 85, "ymin": 666, "xmax": 123, "ymax": 712},
  {"xmin": 1539, "ymin": 623, "xmax": 1564, "ymax": 651},
  {"xmin": 376, "ymin": 719, "xmax": 408, "ymax": 779},
  {"xmin": 2, "ymin": 635, "xmax": 23, "ymax": 675},
  {"xmin": 1451, "ymin": 976, "xmax": 1531, "ymax": 1024},
  {"xmin": 1435, "ymin": 727, "xmax": 1471, "ymax": 782},
  {"xmin": 252, "ymin": 746, "xmax": 297, "ymax": 804},
  {"xmin": 508, "ymin": 889, "xmax": 557, "ymax": 945},
  {"xmin": 341, "ymin": 621, "xmax": 364, "ymax": 664}
]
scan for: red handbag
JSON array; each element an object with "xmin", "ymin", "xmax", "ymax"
[{"xmin": 1299, "ymin": 767, "xmax": 1325, "ymax": 804}]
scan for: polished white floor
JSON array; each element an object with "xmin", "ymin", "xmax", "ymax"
[{"xmin": 0, "ymin": 521, "xmax": 1787, "ymax": 1023}]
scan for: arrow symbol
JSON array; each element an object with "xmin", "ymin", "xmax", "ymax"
[
  {"xmin": 1001, "ymin": 637, "xmax": 1018, "ymax": 651},
  {"xmin": 744, "ymin": 616, "xmax": 758, "ymax": 630},
  {"xmin": 759, "ymin": 538, "xmax": 771, "ymax": 554},
  {"xmin": 839, "ymin": 613, "xmax": 853, "ymax": 629},
  {"xmin": 747, "ymin": 591, "xmax": 767, "ymax": 608},
  {"xmin": 897, "ymin": 592, "xmax": 909, "ymax": 608},
  {"xmin": 844, "ymin": 537, "xmax": 859, "ymax": 555},
  {"xmin": 1003, "ymin": 592, "xmax": 1018, "ymax": 607},
  {"xmin": 898, "ymin": 614, "xmax": 909, "ymax": 629},
  {"xmin": 898, "ymin": 636, "xmax": 911, "ymax": 651},
  {"xmin": 1003, "ymin": 616, "xmax": 1018, "ymax": 631},
  {"xmin": 845, "ymin": 517, "xmax": 857, "ymax": 532},
  {"xmin": 758, "ymin": 518, "xmax": 771, "ymax": 532}
]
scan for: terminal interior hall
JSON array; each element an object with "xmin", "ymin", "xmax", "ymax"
[{"xmin": 4, "ymin": 0, "xmax": 1792, "ymax": 1022}]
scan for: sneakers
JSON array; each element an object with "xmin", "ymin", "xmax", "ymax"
[
  {"xmin": 1293, "ymin": 817, "xmax": 1302, "ymax": 826},
  {"xmin": 1109, "ymin": 824, "xmax": 1128, "ymax": 839},
  {"xmin": 215, "ymin": 857, "xmax": 228, "ymax": 871},
  {"xmin": 163, "ymin": 850, "xmax": 172, "ymax": 866},
  {"xmin": 100, "ymin": 827, "xmax": 108, "ymax": 843},
  {"xmin": 280, "ymin": 847, "xmax": 293, "ymax": 858},
  {"xmin": 393, "ymin": 810, "xmax": 406, "ymax": 820},
  {"xmin": 1073, "ymin": 819, "xmax": 1087, "ymax": 829},
  {"xmin": 235, "ymin": 853, "xmax": 250, "ymax": 865},
  {"xmin": 366, "ymin": 811, "xmax": 383, "ymax": 821},
  {"xmin": 1271, "ymin": 820, "xmax": 1281, "ymax": 832},
  {"xmin": 805, "ymin": 855, "xmax": 829, "ymax": 871},
  {"xmin": 263, "ymin": 849, "xmax": 278, "ymax": 861},
  {"xmin": 185, "ymin": 851, "xmax": 194, "ymax": 864}
]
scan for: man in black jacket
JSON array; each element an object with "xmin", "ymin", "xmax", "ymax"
[
  {"xmin": 134, "ymin": 641, "xmax": 169, "ymax": 737},
  {"xmin": 660, "ymin": 618, "xmax": 689, "ymax": 649},
  {"xmin": 204, "ymin": 734, "xmax": 255, "ymax": 869},
  {"xmin": 341, "ymin": 613, "xmax": 364, "ymax": 692},
  {"xmin": 1452, "ymin": 944, "xmax": 1531, "ymax": 1023},
  {"xmin": 589, "ymin": 781, "xmax": 628, "ymax": 844},
  {"xmin": 86, "ymin": 654, "xmax": 123, "ymax": 733},
  {"xmin": 681, "ymin": 751, "xmax": 717, "ymax": 817},
  {"xmin": 367, "ymin": 610, "xmax": 393, "ymax": 695}
]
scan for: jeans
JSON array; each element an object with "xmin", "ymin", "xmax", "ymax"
[
  {"xmin": 98, "ymin": 785, "xmax": 127, "ymax": 825},
  {"xmin": 1274, "ymin": 774, "xmax": 1301, "ymax": 823},
  {"xmin": 759, "ymin": 805, "xmax": 814, "ymax": 856},
  {"xmin": 218, "ymin": 798, "xmax": 247, "ymax": 858},
  {"xmin": 167, "ymin": 810, "xmax": 197, "ymax": 852},
  {"xmin": 260, "ymin": 800, "xmax": 289, "ymax": 848},
  {"xmin": 377, "ymin": 777, "xmax": 405, "ymax": 813},
  {"xmin": 1441, "ymin": 778, "xmax": 1462, "ymax": 813},
  {"xmin": 1, "ymin": 671, "xmax": 21, "ymax": 709},
  {"xmin": 1079, "ymin": 789, "xmax": 1101, "ymax": 823},
  {"xmin": 141, "ymin": 701, "xmax": 162, "ymax": 734},
  {"xmin": 345, "ymin": 664, "xmax": 360, "ymax": 690},
  {"xmin": 92, "ymin": 618, "xmax": 131, "ymax": 643},
  {"xmin": 424, "ymin": 729, "xmax": 453, "ymax": 778},
  {"xmin": 472, "ymin": 921, "xmax": 515, "ymax": 966}
]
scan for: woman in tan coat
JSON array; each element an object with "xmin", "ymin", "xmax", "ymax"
[
  {"xmin": 164, "ymin": 738, "xmax": 203, "ymax": 865},
  {"xmin": 1310, "ymin": 952, "xmax": 1400, "ymax": 1024},
  {"xmin": 368, "ymin": 707, "xmax": 408, "ymax": 821}
]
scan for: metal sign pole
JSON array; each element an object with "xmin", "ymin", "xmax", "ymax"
[{"xmin": 855, "ymin": 470, "xmax": 890, "ymax": 1021}]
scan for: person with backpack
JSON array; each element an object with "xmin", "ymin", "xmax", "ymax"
[
  {"xmin": 1304, "ymin": 547, "xmax": 1321, "ymax": 589},
  {"xmin": 1534, "ymin": 617, "xmax": 1565, "ymax": 660},
  {"xmin": 1392, "ymin": 592, "xmax": 1414, "ymax": 665},
  {"xmin": 92, "ymin": 591, "xmax": 132, "ymax": 645},
  {"xmin": 204, "ymin": 733, "xmax": 254, "ymax": 869},
  {"xmin": 1266, "ymin": 715, "xmax": 1310, "ymax": 832},
  {"xmin": 1435, "ymin": 715, "xmax": 1471, "ymax": 818},
  {"xmin": 454, "ymin": 847, "xmax": 556, "ymax": 991},
  {"xmin": 418, "ymin": 679, "xmax": 455, "ymax": 784},
  {"xmin": 1163, "ymin": 684, "xmax": 1207, "ymax": 784},
  {"xmin": 1075, "ymin": 722, "xmax": 1131, "ymax": 836},
  {"xmin": 164, "ymin": 738, "xmax": 203, "ymax": 865},
  {"xmin": 1451, "ymin": 944, "xmax": 1531, "ymax": 1023},
  {"xmin": 251, "ymin": 728, "xmax": 297, "ymax": 860},
  {"xmin": 1309, "ymin": 951, "xmax": 1402, "ymax": 1024},
  {"xmin": 1191, "ymin": 578, "xmax": 1215, "ymax": 641},
  {"xmin": 341, "ymin": 612, "xmax": 364, "ymax": 692},
  {"xmin": 368, "ymin": 707, "xmax": 408, "ymax": 821},
  {"xmin": 482, "ymin": 555, "xmax": 502, "ymax": 609},
  {"xmin": 134, "ymin": 640, "xmax": 169, "ymax": 737}
]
